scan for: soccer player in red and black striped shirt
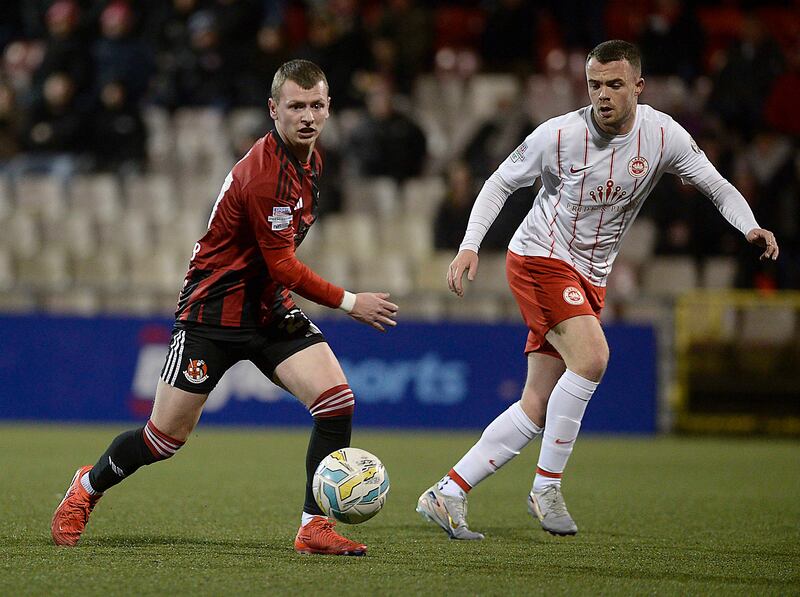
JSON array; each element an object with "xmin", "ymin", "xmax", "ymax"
[{"xmin": 52, "ymin": 60, "xmax": 398, "ymax": 556}]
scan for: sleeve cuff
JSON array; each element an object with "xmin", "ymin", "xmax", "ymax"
[{"xmin": 338, "ymin": 290, "xmax": 357, "ymax": 313}]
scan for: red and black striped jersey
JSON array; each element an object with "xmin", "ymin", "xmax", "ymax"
[{"xmin": 174, "ymin": 129, "xmax": 344, "ymax": 333}]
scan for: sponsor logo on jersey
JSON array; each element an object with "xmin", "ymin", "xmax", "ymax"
[
  {"xmin": 184, "ymin": 359, "xmax": 209, "ymax": 384},
  {"xmin": 628, "ymin": 156, "xmax": 649, "ymax": 178},
  {"xmin": 589, "ymin": 178, "xmax": 627, "ymax": 205},
  {"xmin": 569, "ymin": 164, "xmax": 593, "ymax": 174},
  {"xmin": 510, "ymin": 142, "xmax": 528, "ymax": 163},
  {"xmin": 268, "ymin": 206, "xmax": 293, "ymax": 230},
  {"xmin": 563, "ymin": 286, "xmax": 585, "ymax": 306}
]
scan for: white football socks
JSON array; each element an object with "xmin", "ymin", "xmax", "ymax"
[
  {"xmin": 533, "ymin": 369, "xmax": 598, "ymax": 493},
  {"xmin": 80, "ymin": 472, "xmax": 97, "ymax": 496},
  {"xmin": 440, "ymin": 401, "xmax": 542, "ymax": 497}
]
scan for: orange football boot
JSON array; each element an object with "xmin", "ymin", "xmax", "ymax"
[
  {"xmin": 294, "ymin": 516, "xmax": 367, "ymax": 556},
  {"xmin": 51, "ymin": 466, "xmax": 101, "ymax": 546}
]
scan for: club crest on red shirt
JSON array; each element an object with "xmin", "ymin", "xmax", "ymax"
[{"xmin": 184, "ymin": 359, "xmax": 209, "ymax": 384}]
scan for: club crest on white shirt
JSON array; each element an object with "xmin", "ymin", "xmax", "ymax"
[
  {"xmin": 628, "ymin": 156, "xmax": 649, "ymax": 178},
  {"xmin": 563, "ymin": 286, "xmax": 585, "ymax": 306}
]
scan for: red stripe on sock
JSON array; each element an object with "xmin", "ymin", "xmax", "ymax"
[
  {"xmin": 536, "ymin": 467, "xmax": 563, "ymax": 479},
  {"xmin": 448, "ymin": 468, "xmax": 472, "ymax": 493},
  {"xmin": 147, "ymin": 420, "xmax": 184, "ymax": 447},
  {"xmin": 309, "ymin": 385, "xmax": 354, "ymax": 418},
  {"xmin": 143, "ymin": 420, "xmax": 185, "ymax": 459}
]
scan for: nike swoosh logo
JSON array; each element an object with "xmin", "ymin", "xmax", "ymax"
[
  {"xmin": 554, "ymin": 438, "xmax": 575, "ymax": 445},
  {"xmin": 569, "ymin": 164, "xmax": 592, "ymax": 174}
]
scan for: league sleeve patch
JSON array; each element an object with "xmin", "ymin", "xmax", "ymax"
[
  {"xmin": 689, "ymin": 136, "xmax": 701, "ymax": 154},
  {"xmin": 268, "ymin": 206, "xmax": 293, "ymax": 231},
  {"xmin": 510, "ymin": 142, "xmax": 528, "ymax": 163}
]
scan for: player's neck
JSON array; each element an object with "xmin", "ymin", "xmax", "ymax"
[
  {"xmin": 275, "ymin": 127, "xmax": 313, "ymax": 164},
  {"xmin": 592, "ymin": 105, "xmax": 637, "ymax": 136}
]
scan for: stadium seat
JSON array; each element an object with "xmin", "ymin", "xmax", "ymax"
[
  {"xmin": 0, "ymin": 247, "xmax": 14, "ymax": 291},
  {"xmin": 44, "ymin": 211, "xmax": 97, "ymax": 260},
  {"xmin": 355, "ymin": 253, "xmax": 413, "ymax": 297},
  {"xmin": 178, "ymin": 173, "xmax": 219, "ymax": 210},
  {"xmin": 701, "ymin": 256, "xmax": 737, "ymax": 289},
  {"xmin": 378, "ymin": 216, "xmax": 434, "ymax": 264},
  {"xmin": 69, "ymin": 174, "xmax": 123, "ymax": 224},
  {"xmin": 103, "ymin": 290, "xmax": 157, "ymax": 315},
  {"xmin": 527, "ymin": 73, "xmax": 582, "ymax": 123},
  {"xmin": 42, "ymin": 288, "xmax": 99, "ymax": 315},
  {"xmin": 401, "ymin": 176, "xmax": 447, "ymax": 219},
  {"xmin": 174, "ymin": 108, "xmax": 232, "ymax": 177},
  {"xmin": 470, "ymin": 251, "xmax": 511, "ymax": 297},
  {"xmin": 0, "ymin": 175, "xmax": 12, "ymax": 221},
  {"xmin": 447, "ymin": 294, "xmax": 504, "ymax": 322},
  {"xmin": 414, "ymin": 250, "xmax": 454, "ymax": 293},
  {"xmin": 0, "ymin": 290, "xmax": 36, "ymax": 313},
  {"xmin": 99, "ymin": 209, "xmax": 153, "ymax": 259},
  {"xmin": 641, "ymin": 256, "xmax": 698, "ymax": 299},
  {"xmin": 5, "ymin": 211, "xmax": 41, "ymax": 259},
  {"xmin": 401, "ymin": 292, "xmax": 446, "ymax": 322},
  {"xmin": 302, "ymin": 251, "xmax": 356, "ymax": 290},
  {"xmin": 123, "ymin": 173, "xmax": 178, "ymax": 221},
  {"xmin": 72, "ymin": 249, "xmax": 127, "ymax": 291},
  {"xmin": 342, "ymin": 177, "xmax": 399, "ymax": 217},
  {"xmin": 616, "ymin": 217, "xmax": 657, "ymax": 267},
  {"xmin": 467, "ymin": 74, "xmax": 521, "ymax": 120},
  {"xmin": 605, "ymin": 259, "xmax": 640, "ymax": 301},
  {"xmin": 740, "ymin": 307, "xmax": 797, "ymax": 344},
  {"xmin": 143, "ymin": 105, "xmax": 175, "ymax": 171},
  {"xmin": 129, "ymin": 249, "xmax": 185, "ymax": 294},
  {"xmin": 641, "ymin": 76, "xmax": 689, "ymax": 114},
  {"xmin": 14, "ymin": 175, "xmax": 66, "ymax": 219},
  {"xmin": 319, "ymin": 213, "xmax": 377, "ymax": 261},
  {"xmin": 16, "ymin": 247, "xmax": 70, "ymax": 292}
]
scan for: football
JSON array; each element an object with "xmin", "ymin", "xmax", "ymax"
[{"xmin": 312, "ymin": 447, "xmax": 390, "ymax": 524}]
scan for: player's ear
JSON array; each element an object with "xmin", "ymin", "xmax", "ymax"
[
  {"xmin": 634, "ymin": 77, "xmax": 645, "ymax": 97},
  {"xmin": 268, "ymin": 97, "xmax": 278, "ymax": 120}
]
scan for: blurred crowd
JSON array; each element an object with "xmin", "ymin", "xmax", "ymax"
[{"xmin": 0, "ymin": 0, "xmax": 798, "ymax": 290}]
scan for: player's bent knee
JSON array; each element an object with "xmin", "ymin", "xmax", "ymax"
[
  {"xmin": 141, "ymin": 420, "xmax": 185, "ymax": 464},
  {"xmin": 308, "ymin": 384, "xmax": 355, "ymax": 418}
]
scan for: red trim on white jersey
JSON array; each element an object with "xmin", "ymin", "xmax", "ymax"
[
  {"xmin": 568, "ymin": 127, "xmax": 590, "ymax": 254},
  {"xmin": 547, "ymin": 129, "xmax": 563, "ymax": 258}
]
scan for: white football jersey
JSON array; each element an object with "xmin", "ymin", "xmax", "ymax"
[{"xmin": 460, "ymin": 104, "xmax": 759, "ymax": 286}]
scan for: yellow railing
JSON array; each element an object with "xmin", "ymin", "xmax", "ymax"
[{"xmin": 673, "ymin": 291, "xmax": 800, "ymax": 435}]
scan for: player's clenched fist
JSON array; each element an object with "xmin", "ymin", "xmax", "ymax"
[
  {"xmin": 349, "ymin": 292, "xmax": 398, "ymax": 332},
  {"xmin": 447, "ymin": 249, "xmax": 479, "ymax": 297}
]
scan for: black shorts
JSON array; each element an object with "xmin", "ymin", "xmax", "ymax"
[{"xmin": 160, "ymin": 307, "xmax": 326, "ymax": 394}]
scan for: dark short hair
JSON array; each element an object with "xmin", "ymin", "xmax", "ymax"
[
  {"xmin": 271, "ymin": 59, "xmax": 328, "ymax": 101},
  {"xmin": 586, "ymin": 40, "xmax": 642, "ymax": 75}
]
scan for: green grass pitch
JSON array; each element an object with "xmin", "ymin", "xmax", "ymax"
[{"xmin": 1, "ymin": 424, "xmax": 798, "ymax": 596}]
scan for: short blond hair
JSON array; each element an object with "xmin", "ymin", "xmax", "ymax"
[{"xmin": 271, "ymin": 60, "xmax": 328, "ymax": 101}]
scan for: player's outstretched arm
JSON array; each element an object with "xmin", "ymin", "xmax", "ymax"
[
  {"xmin": 447, "ymin": 249, "xmax": 479, "ymax": 297},
  {"xmin": 746, "ymin": 228, "xmax": 780, "ymax": 261},
  {"xmin": 348, "ymin": 292, "xmax": 398, "ymax": 332}
]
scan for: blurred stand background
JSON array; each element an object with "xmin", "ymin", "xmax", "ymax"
[{"xmin": 0, "ymin": 0, "xmax": 798, "ymax": 434}]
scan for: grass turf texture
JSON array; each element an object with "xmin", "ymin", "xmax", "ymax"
[{"xmin": 1, "ymin": 424, "xmax": 798, "ymax": 596}]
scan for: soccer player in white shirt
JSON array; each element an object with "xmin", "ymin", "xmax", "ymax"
[{"xmin": 416, "ymin": 40, "xmax": 779, "ymax": 539}]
